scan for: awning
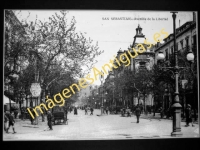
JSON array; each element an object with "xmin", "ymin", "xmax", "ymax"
[{"xmin": 4, "ymin": 95, "xmax": 16, "ymax": 104}]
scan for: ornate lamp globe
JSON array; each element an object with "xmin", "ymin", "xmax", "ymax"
[
  {"xmin": 157, "ymin": 51, "xmax": 165, "ymax": 60},
  {"xmin": 186, "ymin": 51, "xmax": 194, "ymax": 62}
]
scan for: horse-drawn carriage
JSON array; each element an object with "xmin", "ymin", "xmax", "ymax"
[{"xmin": 52, "ymin": 105, "xmax": 67, "ymax": 125}]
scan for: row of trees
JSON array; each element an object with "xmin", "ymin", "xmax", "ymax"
[
  {"xmin": 104, "ymin": 46, "xmax": 197, "ymax": 114},
  {"xmin": 4, "ymin": 10, "xmax": 103, "ymax": 111}
]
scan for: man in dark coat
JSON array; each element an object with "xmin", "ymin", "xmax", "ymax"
[
  {"xmin": 85, "ymin": 107, "xmax": 88, "ymax": 115},
  {"xmin": 185, "ymin": 104, "xmax": 192, "ymax": 127},
  {"xmin": 29, "ymin": 107, "xmax": 35, "ymax": 125},
  {"xmin": 159, "ymin": 107, "xmax": 164, "ymax": 119},
  {"xmin": 74, "ymin": 107, "xmax": 78, "ymax": 115},
  {"xmin": 90, "ymin": 107, "xmax": 93, "ymax": 115},
  {"xmin": 47, "ymin": 110, "xmax": 53, "ymax": 130},
  {"xmin": 4, "ymin": 111, "xmax": 9, "ymax": 132},
  {"xmin": 64, "ymin": 107, "xmax": 68, "ymax": 119},
  {"xmin": 135, "ymin": 105, "xmax": 141, "ymax": 123},
  {"xmin": 21, "ymin": 107, "xmax": 25, "ymax": 120},
  {"xmin": 14, "ymin": 109, "xmax": 18, "ymax": 119}
]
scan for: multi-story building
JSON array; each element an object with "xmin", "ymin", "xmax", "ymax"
[
  {"xmin": 154, "ymin": 12, "xmax": 197, "ymax": 114},
  {"xmin": 104, "ymin": 24, "xmax": 155, "ymax": 110},
  {"xmin": 78, "ymin": 84, "xmax": 100, "ymax": 107}
]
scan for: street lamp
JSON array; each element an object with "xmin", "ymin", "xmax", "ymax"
[
  {"xmin": 99, "ymin": 72, "xmax": 104, "ymax": 115},
  {"xmin": 157, "ymin": 12, "xmax": 194, "ymax": 136}
]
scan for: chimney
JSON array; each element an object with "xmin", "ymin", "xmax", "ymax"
[{"xmin": 157, "ymin": 40, "xmax": 160, "ymax": 47}]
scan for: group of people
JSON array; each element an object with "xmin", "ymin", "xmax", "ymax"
[
  {"xmin": 85, "ymin": 106, "xmax": 94, "ymax": 115},
  {"xmin": 103, "ymin": 107, "xmax": 109, "ymax": 115},
  {"xmin": 4, "ymin": 103, "xmax": 196, "ymax": 134}
]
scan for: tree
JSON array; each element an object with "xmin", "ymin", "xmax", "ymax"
[{"xmin": 12, "ymin": 10, "xmax": 103, "ymax": 105}]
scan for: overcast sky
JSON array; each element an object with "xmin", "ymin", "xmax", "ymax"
[{"xmin": 14, "ymin": 10, "xmax": 194, "ymax": 85}]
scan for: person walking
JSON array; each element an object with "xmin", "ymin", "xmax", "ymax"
[
  {"xmin": 21, "ymin": 107, "xmax": 25, "ymax": 120},
  {"xmin": 41, "ymin": 106, "xmax": 46, "ymax": 122},
  {"xmin": 139, "ymin": 104, "xmax": 143, "ymax": 114},
  {"xmin": 135, "ymin": 105, "xmax": 141, "ymax": 123},
  {"xmin": 90, "ymin": 107, "xmax": 93, "ymax": 115},
  {"xmin": 47, "ymin": 110, "xmax": 53, "ymax": 130},
  {"xmin": 64, "ymin": 107, "xmax": 68, "ymax": 120},
  {"xmin": 159, "ymin": 107, "xmax": 164, "ymax": 119},
  {"xmin": 85, "ymin": 107, "xmax": 88, "ymax": 115},
  {"xmin": 74, "ymin": 107, "xmax": 78, "ymax": 115},
  {"xmin": 185, "ymin": 104, "xmax": 192, "ymax": 127},
  {"xmin": 191, "ymin": 108, "xmax": 195, "ymax": 127},
  {"xmin": 7, "ymin": 111, "xmax": 16, "ymax": 134},
  {"xmin": 29, "ymin": 107, "xmax": 35, "ymax": 125},
  {"xmin": 14, "ymin": 109, "xmax": 18, "ymax": 119},
  {"xmin": 106, "ymin": 107, "xmax": 109, "ymax": 115},
  {"xmin": 185, "ymin": 104, "xmax": 194, "ymax": 127},
  {"xmin": 4, "ymin": 111, "xmax": 9, "ymax": 132}
]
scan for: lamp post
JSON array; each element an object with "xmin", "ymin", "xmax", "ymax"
[
  {"xmin": 157, "ymin": 12, "xmax": 194, "ymax": 136},
  {"xmin": 99, "ymin": 72, "xmax": 104, "ymax": 115},
  {"xmin": 157, "ymin": 12, "xmax": 182, "ymax": 136}
]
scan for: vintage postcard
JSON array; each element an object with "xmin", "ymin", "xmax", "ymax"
[{"xmin": 3, "ymin": 10, "xmax": 199, "ymax": 140}]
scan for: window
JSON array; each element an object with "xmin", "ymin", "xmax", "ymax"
[
  {"xmin": 192, "ymin": 35, "xmax": 197, "ymax": 53},
  {"xmin": 180, "ymin": 40, "xmax": 183, "ymax": 49},
  {"xmin": 185, "ymin": 36, "xmax": 189, "ymax": 48},
  {"xmin": 171, "ymin": 46, "xmax": 174, "ymax": 55}
]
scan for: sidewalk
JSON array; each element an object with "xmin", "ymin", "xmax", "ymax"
[
  {"xmin": 4, "ymin": 116, "xmax": 48, "ymax": 135},
  {"xmin": 140, "ymin": 113, "xmax": 199, "ymax": 124}
]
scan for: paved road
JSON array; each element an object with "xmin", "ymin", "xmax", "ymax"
[{"xmin": 3, "ymin": 109, "xmax": 199, "ymax": 140}]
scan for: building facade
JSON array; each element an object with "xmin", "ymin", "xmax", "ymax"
[{"xmin": 154, "ymin": 12, "xmax": 197, "ymax": 115}]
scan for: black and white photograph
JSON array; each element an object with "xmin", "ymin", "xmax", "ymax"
[{"xmin": 3, "ymin": 10, "xmax": 199, "ymax": 141}]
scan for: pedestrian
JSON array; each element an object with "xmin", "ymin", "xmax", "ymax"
[
  {"xmin": 85, "ymin": 107, "xmax": 88, "ymax": 115},
  {"xmin": 185, "ymin": 104, "xmax": 191, "ymax": 127},
  {"xmin": 47, "ymin": 110, "xmax": 53, "ymax": 130},
  {"xmin": 127, "ymin": 107, "xmax": 131, "ymax": 117},
  {"xmin": 135, "ymin": 105, "xmax": 141, "ymax": 123},
  {"xmin": 41, "ymin": 106, "xmax": 45, "ymax": 122},
  {"xmin": 4, "ymin": 111, "xmax": 9, "ymax": 132},
  {"xmin": 140, "ymin": 104, "xmax": 143, "ymax": 114},
  {"xmin": 64, "ymin": 107, "xmax": 68, "ymax": 119},
  {"xmin": 90, "ymin": 107, "xmax": 94, "ymax": 115},
  {"xmin": 7, "ymin": 111, "xmax": 16, "ymax": 134},
  {"xmin": 191, "ymin": 108, "xmax": 195, "ymax": 127},
  {"xmin": 29, "ymin": 107, "xmax": 35, "ymax": 125},
  {"xmin": 14, "ymin": 109, "xmax": 18, "ymax": 119},
  {"xmin": 153, "ymin": 105, "xmax": 156, "ymax": 116},
  {"xmin": 159, "ymin": 107, "xmax": 164, "ymax": 119},
  {"xmin": 166, "ymin": 108, "xmax": 170, "ymax": 119},
  {"xmin": 106, "ymin": 107, "xmax": 109, "ymax": 115},
  {"xmin": 74, "ymin": 107, "xmax": 78, "ymax": 115},
  {"xmin": 21, "ymin": 107, "xmax": 25, "ymax": 120}
]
